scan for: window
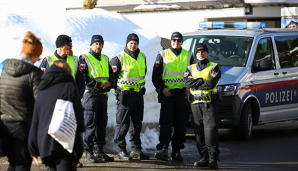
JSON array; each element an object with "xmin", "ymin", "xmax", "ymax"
[
  {"xmin": 274, "ymin": 36, "xmax": 298, "ymax": 68},
  {"xmin": 182, "ymin": 36, "xmax": 253, "ymax": 66},
  {"xmin": 254, "ymin": 37, "xmax": 275, "ymax": 70}
]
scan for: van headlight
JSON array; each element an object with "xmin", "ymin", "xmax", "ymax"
[{"xmin": 217, "ymin": 84, "xmax": 240, "ymax": 96}]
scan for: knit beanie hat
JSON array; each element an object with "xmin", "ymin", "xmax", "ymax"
[
  {"xmin": 126, "ymin": 33, "xmax": 139, "ymax": 45},
  {"xmin": 90, "ymin": 35, "xmax": 104, "ymax": 46},
  {"xmin": 171, "ymin": 32, "xmax": 183, "ymax": 41},
  {"xmin": 56, "ymin": 35, "xmax": 72, "ymax": 48},
  {"xmin": 194, "ymin": 43, "xmax": 209, "ymax": 54}
]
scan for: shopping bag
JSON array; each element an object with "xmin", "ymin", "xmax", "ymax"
[{"xmin": 48, "ymin": 84, "xmax": 77, "ymax": 153}]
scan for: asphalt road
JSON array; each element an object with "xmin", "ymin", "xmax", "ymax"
[{"xmin": 1, "ymin": 120, "xmax": 298, "ymax": 171}]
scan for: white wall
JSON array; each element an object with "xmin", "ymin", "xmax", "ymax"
[{"xmin": 123, "ymin": 6, "xmax": 282, "ymax": 39}]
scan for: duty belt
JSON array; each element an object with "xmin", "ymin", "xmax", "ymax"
[
  {"xmin": 188, "ymin": 93, "xmax": 221, "ymax": 102},
  {"xmin": 85, "ymin": 87, "xmax": 104, "ymax": 95},
  {"xmin": 169, "ymin": 88, "xmax": 186, "ymax": 96}
]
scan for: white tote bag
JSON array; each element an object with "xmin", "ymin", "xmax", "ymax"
[{"xmin": 48, "ymin": 84, "xmax": 77, "ymax": 153}]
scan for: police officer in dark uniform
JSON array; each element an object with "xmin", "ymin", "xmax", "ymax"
[
  {"xmin": 78, "ymin": 35, "xmax": 114, "ymax": 163},
  {"xmin": 183, "ymin": 43, "xmax": 221, "ymax": 169},
  {"xmin": 110, "ymin": 33, "xmax": 149, "ymax": 161},
  {"xmin": 152, "ymin": 32, "xmax": 194, "ymax": 162},
  {"xmin": 39, "ymin": 35, "xmax": 85, "ymax": 96}
]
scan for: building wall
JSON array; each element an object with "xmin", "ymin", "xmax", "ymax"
[{"xmin": 123, "ymin": 6, "xmax": 282, "ymax": 39}]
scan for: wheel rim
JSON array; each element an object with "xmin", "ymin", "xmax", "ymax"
[{"xmin": 247, "ymin": 109, "xmax": 253, "ymax": 136}]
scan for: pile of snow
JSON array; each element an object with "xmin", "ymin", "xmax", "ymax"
[{"xmin": 0, "ymin": 8, "xmax": 164, "ymax": 152}]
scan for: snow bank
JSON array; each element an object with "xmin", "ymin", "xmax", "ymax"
[{"xmin": 0, "ymin": 8, "xmax": 165, "ymax": 152}]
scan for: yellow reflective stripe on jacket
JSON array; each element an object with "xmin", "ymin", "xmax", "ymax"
[
  {"xmin": 189, "ymin": 62, "xmax": 218, "ymax": 103},
  {"xmin": 83, "ymin": 53, "xmax": 109, "ymax": 82},
  {"xmin": 46, "ymin": 55, "xmax": 78, "ymax": 79},
  {"xmin": 160, "ymin": 49, "xmax": 191, "ymax": 89},
  {"xmin": 117, "ymin": 51, "xmax": 146, "ymax": 92},
  {"xmin": 117, "ymin": 52, "xmax": 146, "ymax": 81}
]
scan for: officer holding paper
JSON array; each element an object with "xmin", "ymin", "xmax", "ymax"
[
  {"xmin": 78, "ymin": 35, "xmax": 114, "ymax": 163},
  {"xmin": 183, "ymin": 43, "xmax": 221, "ymax": 169}
]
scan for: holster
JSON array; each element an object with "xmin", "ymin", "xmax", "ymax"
[{"xmin": 156, "ymin": 89, "xmax": 162, "ymax": 103}]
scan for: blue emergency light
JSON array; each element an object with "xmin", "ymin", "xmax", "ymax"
[{"xmin": 199, "ymin": 21, "xmax": 266, "ymax": 29}]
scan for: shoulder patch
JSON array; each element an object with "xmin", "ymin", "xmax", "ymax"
[
  {"xmin": 44, "ymin": 58, "xmax": 47, "ymax": 61},
  {"xmin": 211, "ymin": 71, "xmax": 218, "ymax": 78},
  {"xmin": 112, "ymin": 66, "xmax": 117, "ymax": 72},
  {"xmin": 155, "ymin": 61, "xmax": 160, "ymax": 67},
  {"xmin": 80, "ymin": 63, "xmax": 86, "ymax": 70},
  {"xmin": 184, "ymin": 72, "xmax": 189, "ymax": 77}
]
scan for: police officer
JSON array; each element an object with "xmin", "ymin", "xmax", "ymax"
[
  {"xmin": 78, "ymin": 35, "xmax": 114, "ymax": 163},
  {"xmin": 110, "ymin": 33, "xmax": 149, "ymax": 161},
  {"xmin": 39, "ymin": 34, "xmax": 85, "ymax": 96},
  {"xmin": 152, "ymin": 32, "xmax": 194, "ymax": 162},
  {"xmin": 183, "ymin": 43, "xmax": 221, "ymax": 169}
]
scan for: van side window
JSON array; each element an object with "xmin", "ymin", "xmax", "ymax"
[
  {"xmin": 254, "ymin": 37, "xmax": 275, "ymax": 70},
  {"xmin": 274, "ymin": 36, "xmax": 298, "ymax": 68}
]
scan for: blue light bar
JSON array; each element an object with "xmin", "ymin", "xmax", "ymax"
[{"xmin": 199, "ymin": 21, "xmax": 266, "ymax": 29}]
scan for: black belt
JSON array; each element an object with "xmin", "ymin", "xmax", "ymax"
[
  {"xmin": 115, "ymin": 88, "xmax": 145, "ymax": 96},
  {"xmin": 169, "ymin": 88, "xmax": 186, "ymax": 96},
  {"xmin": 188, "ymin": 93, "xmax": 221, "ymax": 102}
]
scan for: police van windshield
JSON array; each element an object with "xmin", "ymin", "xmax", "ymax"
[{"xmin": 182, "ymin": 36, "xmax": 253, "ymax": 66}]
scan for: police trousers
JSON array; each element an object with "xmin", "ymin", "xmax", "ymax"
[
  {"xmin": 82, "ymin": 92, "xmax": 108, "ymax": 152},
  {"xmin": 156, "ymin": 94, "xmax": 189, "ymax": 151},
  {"xmin": 190, "ymin": 102, "xmax": 220, "ymax": 160},
  {"xmin": 114, "ymin": 94, "xmax": 144, "ymax": 152}
]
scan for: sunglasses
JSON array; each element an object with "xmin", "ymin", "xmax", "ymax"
[{"xmin": 172, "ymin": 39, "xmax": 182, "ymax": 43}]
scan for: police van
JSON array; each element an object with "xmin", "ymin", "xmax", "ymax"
[{"xmin": 182, "ymin": 22, "xmax": 298, "ymax": 140}]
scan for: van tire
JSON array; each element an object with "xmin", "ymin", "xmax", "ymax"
[{"xmin": 236, "ymin": 103, "xmax": 253, "ymax": 140}]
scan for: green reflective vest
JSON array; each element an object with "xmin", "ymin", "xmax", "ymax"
[
  {"xmin": 188, "ymin": 62, "xmax": 219, "ymax": 103},
  {"xmin": 117, "ymin": 51, "xmax": 146, "ymax": 92},
  {"xmin": 82, "ymin": 53, "xmax": 109, "ymax": 94},
  {"xmin": 46, "ymin": 54, "xmax": 78, "ymax": 80},
  {"xmin": 160, "ymin": 49, "xmax": 191, "ymax": 89}
]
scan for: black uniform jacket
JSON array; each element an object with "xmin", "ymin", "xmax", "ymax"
[
  {"xmin": 78, "ymin": 49, "xmax": 114, "ymax": 91},
  {"xmin": 152, "ymin": 47, "xmax": 195, "ymax": 91},
  {"xmin": 28, "ymin": 64, "xmax": 85, "ymax": 165},
  {"xmin": 110, "ymin": 47, "xmax": 147, "ymax": 89},
  {"xmin": 39, "ymin": 51, "xmax": 85, "ymax": 96},
  {"xmin": 183, "ymin": 59, "xmax": 221, "ymax": 90}
]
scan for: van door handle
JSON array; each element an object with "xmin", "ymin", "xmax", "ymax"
[
  {"xmin": 282, "ymin": 71, "xmax": 287, "ymax": 75},
  {"xmin": 274, "ymin": 72, "xmax": 279, "ymax": 76}
]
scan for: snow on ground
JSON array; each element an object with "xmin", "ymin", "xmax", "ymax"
[{"xmin": 0, "ymin": 7, "xmax": 164, "ymax": 152}]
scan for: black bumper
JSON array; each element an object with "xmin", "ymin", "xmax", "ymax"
[{"xmin": 215, "ymin": 95, "xmax": 243, "ymax": 128}]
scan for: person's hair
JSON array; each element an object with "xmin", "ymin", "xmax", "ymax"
[
  {"xmin": 52, "ymin": 60, "xmax": 72, "ymax": 75},
  {"xmin": 21, "ymin": 31, "xmax": 43, "ymax": 57}
]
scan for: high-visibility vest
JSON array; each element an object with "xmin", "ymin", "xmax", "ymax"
[
  {"xmin": 82, "ymin": 53, "xmax": 109, "ymax": 94},
  {"xmin": 46, "ymin": 54, "xmax": 78, "ymax": 80},
  {"xmin": 117, "ymin": 51, "xmax": 146, "ymax": 92},
  {"xmin": 188, "ymin": 62, "xmax": 219, "ymax": 103},
  {"xmin": 160, "ymin": 49, "xmax": 191, "ymax": 89}
]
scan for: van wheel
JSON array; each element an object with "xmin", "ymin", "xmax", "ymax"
[{"xmin": 236, "ymin": 103, "xmax": 253, "ymax": 140}]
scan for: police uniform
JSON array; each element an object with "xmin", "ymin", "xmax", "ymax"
[
  {"xmin": 78, "ymin": 35, "xmax": 114, "ymax": 162},
  {"xmin": 152, "ymin": 34, "xmax": 194, "ymax": 161},
  {"xmin": 110, "ymin": 33, "xmax": 149, "ymax": 160},
  {"xmin": 183, "ymin": 43, "xmax": 221, "ymax": 169},
  {"xmin": 39, "ymin": 52, "xmax": 85, "ymax": 96}
]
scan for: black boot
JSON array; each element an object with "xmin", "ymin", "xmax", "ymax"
[
  {"xmin": 76, "ymin": 162, "xmax": 83, "ymax": 168},
  {"xmin": 154, "ymin": 148, "xmax": 168, "ymax": 161},
  {"xmin": 94, "ymin": 149, "xmax": 114, "ymax": 161},
  {"xmin": 194, "ymin": 157, "xmax": 209, "ymax": 167},
  {"xmin": 85, "ymin": 151, "xmax": 98, "ymax": 163},
  {"xmin": 209, "ymin": 160, "xmax": 218, "ymax": 169},
  {"xmin": 117, "ymin": 150, "xmax": 132, "ymax": 161},
  {"xmin": 130, "ymin": 147, "xmax": 150, "ymax": 160},
  {"xmin": 171, "ymin": 150, "xmax": 183, "ymax": 162}
]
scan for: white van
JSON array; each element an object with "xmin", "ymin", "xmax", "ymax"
[{"xmin": 182, "ymin": 22, "xmax": 298, "ymax": 140}]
